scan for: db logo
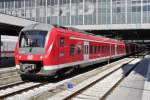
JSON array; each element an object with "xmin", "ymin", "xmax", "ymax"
[{"xmin": 27, "ymin": 55, "xmax": 33, "ymax": 60}]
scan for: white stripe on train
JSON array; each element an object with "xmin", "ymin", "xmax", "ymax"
[{"xmin": 16, "ymin": 53, "xmax": 125, "ymax": 71}]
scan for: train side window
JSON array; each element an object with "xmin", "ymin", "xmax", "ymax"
[
  {"xmin": 99, "ymin": 46, "xmax": 101, "ymax": 53},
  {"xmin": 107, "ymin": 46, "xmax": 108, "ymax": 52},
  {"xmin": 96, "ymin": 46, "xmax": 98, "ymax": 53},
  {"xmin": 92, "ymin": 46, "xmax": 94, "ymax": 54},
  {"xmin": 60, "ymin": 37, "xmax": 64, "ymax": 47},
  {"xmin": 102, "ymin": 46, "xmax": 104, "ymax": 53},
  {"xmin": 87, "ymin": 46, "xmax": 89, "ymax": 54},
  {"xmin": 90, "ymin": 45, "xmax": 93, "ymax": 54},
  {"xmin": 94, "ymin": 46, "xmax": 97, "ymax": 53},
  {"xmin": 77, "ymin": 44, "xmax": 82, "ymax": 55},
  {"xmin": 70, "ymin": 44, "xmax": 75, "ymax": 56},
  {"xmin": 100, "ymin": 46, "xmax": 102, "ymax": 53},
  {"xmin": 84, "ymin": 45, "xmax": 88, "ymax": 54}
]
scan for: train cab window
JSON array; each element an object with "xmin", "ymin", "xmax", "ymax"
[
  {"xmin": 19, "ymin": 31, "xmax": 47, "ymax": 48},
  {"xmin": 70, "ymin": 44, "xmax": 75, "ymax": 56},
  {"xmin": 60, "ymin": 37, "xmax": 64, "ymax": 47}
]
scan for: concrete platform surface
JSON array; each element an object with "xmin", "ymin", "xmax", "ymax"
[{"xmin": 106, "ymin": 57, "xmax": 150, "ymax": 100}]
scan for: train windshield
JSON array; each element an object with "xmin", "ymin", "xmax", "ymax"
[{"xmin": 19, "ymin": 30, "xmax": 47, "ymax": 48}]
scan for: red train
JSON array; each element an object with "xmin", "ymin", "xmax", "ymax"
[{"xmin": 14, "ymin": 24, "xmax": 141, "ymax": 78}]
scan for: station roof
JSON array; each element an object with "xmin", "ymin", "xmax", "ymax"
[
  {"xmin": 88, "ymin": 29, "xmax": 150, "ymax": 40},
  {"xmin": 0, "ymin": 23, "xmax": 22, "ymax": 36},
  {"xmin": 0, "ymin": 13, "xmax": 36, "ymax": 36},
  {"xmin": 0, "ymin": 13, "xmax": 150, "ymax": 42}
]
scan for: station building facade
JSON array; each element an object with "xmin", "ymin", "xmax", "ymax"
[{"xmin": 0, "ymin": 0, "xmax": 150, "ymax": 29}]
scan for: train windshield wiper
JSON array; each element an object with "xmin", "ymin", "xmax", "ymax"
[
  {"xmin": 29, "ymin": 42, "xmax": 34, "ymax": 52},
  {"xmin": 29, "ymin": 46, "xmax": 33, "ymax": 52}
]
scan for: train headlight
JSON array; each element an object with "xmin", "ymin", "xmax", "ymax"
[
  {"xmin": 19, "ymin": 56, "xmax": 22, "ymax": 59},
  {"xmin": 40, "ymin": 56, "xmax": 43, "ymax": 59}
]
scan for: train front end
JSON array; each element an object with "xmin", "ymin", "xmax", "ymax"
[{"xmin": 14, "ymin": 24, "xmax": 56, "ymax": 77}]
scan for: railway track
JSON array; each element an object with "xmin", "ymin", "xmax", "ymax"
[
  {"xmin": 48, "ymin": 58, "xmax": 142, "ymax": 100},
  {"xmin": 0, "ymin": 81, "xmax": 51, "ymax": 99},
  {"xmin": 0, "ymin": 81, "xmax": 25, "ymax": 90},
  {"xmin": 3, "ymin": 57, "xmax": 139, "ymax": 100},
  {"xmin": 0, "ymin": 67, "xmax": 22, "ymax": 87}
]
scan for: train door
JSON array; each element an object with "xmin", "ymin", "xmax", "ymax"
[{"xmin": 84, "ymin": 41, "xmax": 89, "ymax": 62}]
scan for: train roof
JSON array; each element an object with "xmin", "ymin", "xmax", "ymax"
[
  {"xmin": 24, "ymin": 23, "xmax": 105, "ymax": 37},
  {"xmin": 53, "ymin": 25, "xmax": 122, "ymax": 43},
  {"xmin": 22, "ymin": 24, "xmax": 124, "ymax": 43},
  {"xmin": 53, "ymin": 25, "xmax": 125, "ymax": 44},
  {"xmin": 53, "ymin": 24, "xmax": 105, "ymax": 37},
  {"xmin": 22, "ymin": 23, "xmax": 109, "ymax": 38},
  {"xmin": 22, "ymin": 23, "xmax": 52, "ymax": 31}
]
